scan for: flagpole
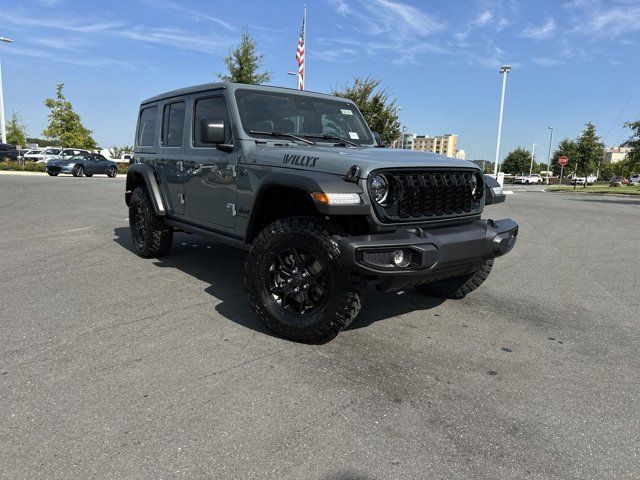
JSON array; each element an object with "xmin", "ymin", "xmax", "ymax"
[{"xmin": 303, "ymin": 4, "xmax": 307, "ymax": 91}]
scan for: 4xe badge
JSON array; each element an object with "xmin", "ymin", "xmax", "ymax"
[{"xmin": 283, "ymin": 154, "xmax": 319, "ymax": 168}]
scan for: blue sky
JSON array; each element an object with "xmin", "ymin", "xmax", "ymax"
[{"xmin": 1, "ymin": 0, "xmax": 639, "ymax": 162}]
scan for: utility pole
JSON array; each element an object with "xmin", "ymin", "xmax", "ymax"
[
  {"xmin": 493, "ymin": 65, "xmax": 511, "ymax": 178},
  {"xmin": 545, "ymin": 126, "xmax": 554, "ymax": 185},
  {"xmin": 530, "ymin": 142, "xmax": 538, "ymax": 175},
  {"xmin": 0, "ymin": 36, "xmax": 14, "ymax": 144}
]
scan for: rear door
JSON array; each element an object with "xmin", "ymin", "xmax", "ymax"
[
  {"xmin": 183, "ymin": 93, "xmax": 237, "ymax": 228},
  {"xmin": 157, "ymin": 100, "xmax": 187, "ymax": 215}
]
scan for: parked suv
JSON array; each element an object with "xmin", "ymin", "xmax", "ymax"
[{"xmin": 125, "ymin": 83, "xmax": 518, "ymax": 342}]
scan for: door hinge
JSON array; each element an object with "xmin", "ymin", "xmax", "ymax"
[
  {"xmin": 226, "ymin": 203, "xmax": 237, "ymax": 216},
  {"xmin": 226, "ymin": 164, "xmax": 237, "ymax": 178},
  {"xmin": 178, "ymin": 193, "xmax": 185, "ymax": 205}
]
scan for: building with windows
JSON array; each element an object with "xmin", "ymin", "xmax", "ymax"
[
  {"xmin": 602, "ymin": 147, "xmax": 632, "ymax": 164},
  {"xmin": 391, "ymin": 132, "xmax": 461, "ymax": 158}
]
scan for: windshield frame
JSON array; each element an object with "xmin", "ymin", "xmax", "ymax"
[{"xmin": 234, "ymin": 88, "xmax": 375, "ymax": 146}]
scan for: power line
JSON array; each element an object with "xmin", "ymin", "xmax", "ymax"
[{"xmin": 602, "ymin": 83, "xmax": 640, "ymax": 146}]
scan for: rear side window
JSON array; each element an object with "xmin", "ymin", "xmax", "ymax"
[
  {"xmin": 138, "ymin": 106, "xmax": 158, "ymax": 146},
  {"xmin": 193, "ymin": 96, "xmax": 230, "ymax": 146},
  {"xmin": 161, "ymin": 102, "xmax": 186, "ymax": 147}
]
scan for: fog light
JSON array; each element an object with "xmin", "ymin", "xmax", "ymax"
[{"xmin": 392, "ymin": 250, "xmax": 410, "ymax": 267}]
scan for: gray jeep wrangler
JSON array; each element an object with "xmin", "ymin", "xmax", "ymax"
[{"xmin": 126, "ymin": 83, "xmax": 518, "ymax": 342}]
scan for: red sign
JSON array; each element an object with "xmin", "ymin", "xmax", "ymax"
[{"xmin": 558, "ymin": 156, "xmax": 569, "ymax": 166}]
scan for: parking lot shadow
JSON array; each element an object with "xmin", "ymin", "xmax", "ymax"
[{"xmin": 113, "ymin": 227, "xmax": 445, "ymax": 338}]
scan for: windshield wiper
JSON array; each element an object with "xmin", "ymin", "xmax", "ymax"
[
  {"xmin": 248, "ymin": 130, "xmax": 316, "ymax": 145},
  {"xmin": 302, "ymin": 133, "xmax": 359, "ymax": 147}
]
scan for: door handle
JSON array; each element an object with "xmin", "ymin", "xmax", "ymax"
[{"xmin": 184, "ymin": 161, "xmax": 201, "ymax": 172}]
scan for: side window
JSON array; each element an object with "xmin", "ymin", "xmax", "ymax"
[
  {"xmin": 193, "ymin": 96, "xmax": 230, "ymax": 146},
  {"xmin": 161, "ymin": 101, "xmax": 186, "ymax": 147},
  {"xmin": 138, "ymin": 106, "xmax": 158, "ymax": 146}
]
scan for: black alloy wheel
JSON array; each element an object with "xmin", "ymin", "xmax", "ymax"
[{"xmin": 266, "ymin": 247, "xmax": 329, "ymax": 316}]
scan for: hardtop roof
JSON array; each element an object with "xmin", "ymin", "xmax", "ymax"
[{"xmin": 140, "ymin": 82, "xmax": 353, "ymax": 105}]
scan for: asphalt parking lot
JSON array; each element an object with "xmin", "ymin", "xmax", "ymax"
[{"xmin": 1, "ymin": 173, "xmax": 639, "ymax": 479}]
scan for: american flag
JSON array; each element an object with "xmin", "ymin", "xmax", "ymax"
[{"xmin": 296, "ymin": 6, "xmax": 306, "ymax": 90}]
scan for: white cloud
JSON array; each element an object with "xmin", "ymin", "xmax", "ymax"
[
  {"xmin": 136, "ymin": 0, "xmax": 235, "ymax": 31},
  {"xmin": 474, "ymin": 11, "xmax": 493, "ymax": 27},
  {"xmin": 532, "ymin": 57, "xmax": 565, "ymax": 67},
  {"xmin": 522, "ymin": 18, "xmax": 556, "ymax": 40}
]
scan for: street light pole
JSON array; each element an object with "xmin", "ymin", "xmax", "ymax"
[
  {"xmin": 401, "ymin": 125, "xmax": 407, "ymax": 150},
  {"xmin": 394, "ymin": 106, "xmax": 402, "ymax": 149},
  {"xmin": 545, "ymin": 126, "xmax": 554, "ymax": 185},
  {"xmin": 493, "ymin": 65, "xmax": 511, "ymax": 179},
  {"xmin": 530, "ymin": 142, "xmax": 538, "ymax": 175},
  {"xmin": 0, "ymin": 36, "xmax": 14, "ymax": 144}
]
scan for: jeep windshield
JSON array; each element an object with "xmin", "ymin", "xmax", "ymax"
[{"xmin": 235, "ymin": 89, "xmax": 374, "ymax": 146}]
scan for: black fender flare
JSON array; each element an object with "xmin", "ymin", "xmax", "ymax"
[
  {"xmin": 245, "ymin": 170, "xmax": 369, "ymax": 237},
  {"xmin": 125, "ymin": 163, "xmax": 167, "ymax": 215}
]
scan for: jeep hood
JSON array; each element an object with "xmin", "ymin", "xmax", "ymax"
[{"xmin": 249, "ymin": 144, "xmax": 480, "ymax": 177}]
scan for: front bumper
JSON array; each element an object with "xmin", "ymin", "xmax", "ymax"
[
  {"xmin": 338, "ymin": 218, "xmax": 518, "ymax": 291},
  {"xmin": 46, "ymin": 165, "xmax": 73, "ymax": 174}
]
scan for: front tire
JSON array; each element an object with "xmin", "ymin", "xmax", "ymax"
[
  {"xmin": 416, "ymin": 259, "xmax": 494, "ymax": 299},
  {"xmin": 72, "ymin": 165, "xmax": 84, "ymax": 177},
  {"xmin": 245, "ymin": 217, "xmax": 366, "ymax": 343},
  {"xmin": 128, "ymin": 186, "xmax": 173, "ymax": 258}
]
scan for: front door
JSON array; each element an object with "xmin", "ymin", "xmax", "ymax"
[
  {"xmin": 184, "ymin": 94, "xmax": 237, "ymax": 228},
  {"xmin": 157, "ymin": 100, "xmax": 187, "ymax": 215}
]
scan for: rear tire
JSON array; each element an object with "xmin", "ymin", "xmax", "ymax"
[
  {"xmin": 128, "ymin": 186, "xmax": 173, "ymax": 258},
  {"xmin": 107, "ymin": 166, "xmax": 117, "ymax": 178},
  {"xmin": 415, "ymin": 259, "xmax": 494, "ymax": 299},
  {"xmin": 245, "ymin": 216, "xmax": 366, "ymax": 343}
]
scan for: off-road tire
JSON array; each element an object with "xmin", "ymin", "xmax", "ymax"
[
  {"xmin": 245, "ymin": 216, "xmax": 366, "ymax": 343},
  {"xmin": 416, "ymin": 259, "xmax": 494, "ymax": 299},
  {"xmin": 128, "ymin": 186, "xmax": 173, "ymax": 258},
  {"xmin": 72, "ymin": 165, "xmax": 84, "ymax": 177}
]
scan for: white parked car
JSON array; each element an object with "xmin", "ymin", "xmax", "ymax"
[
  {"xmin": 42, "ymin": 148, "xmax": 91, "ymax": 164},
  {"xmin": 35, "ymin": 147, "xmax": 63, "ymax": 163},
  {"xmin": 514, "ymin": 174, "xmax": 543, "ymax": 184},
  {"xmin": 630, "ymin": 174, "xmax": 640, "ymax": 185},
  {"xmin": 571, "ymin": 175, "xmax": 597, "ymax": 186}
]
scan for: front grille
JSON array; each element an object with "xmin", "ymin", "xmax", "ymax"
[{"xmin": 371, "ymin": 169, "xmax": 482, "ymax": 223}]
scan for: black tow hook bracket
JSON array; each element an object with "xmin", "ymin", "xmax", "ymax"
[{"xmin": 344, "ymin": 164, "xmax": 361, "ymax": 183}]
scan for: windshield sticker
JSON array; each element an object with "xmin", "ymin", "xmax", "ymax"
[
  {"xmin": 341, "ymin": 109, "xmax": 354, "ymax": 116},
  {"xmin": 348, "ymin": 132, "xmax": 360, "ymax": 140},
  {"xmin": 283, "ymin": 153, "xmax": 319, "ymax": 168}
]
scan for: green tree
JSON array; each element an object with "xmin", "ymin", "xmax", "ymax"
[
  {"xmin": 551, "ymin": 139, "xmax": 579, "ymax": 176},
  {"xmin": 42, "ymin": 83, "xmax": 96, "ymax": 149},
  {"xmin": 6, "ymin": 111, "xmax": 27, "ymax": 146},
  {"xmin": 598, "ymin": 163, "xmax": 615, "ymax": 181},
  {"xmin": 575, "ymin": 122, "xmax": 604, "ymax": 188},
  {"xmin": 501, "ymin": 147, "xmax": 534, "ymax": 175},
  {"xmin": 471, "ymin": 159, "xmax": 494, "ymax": 173},
  {"xmin": 331, "ymin": 77, "xmax": 400, "ymax": 145},
  {"xmin": 108, "ymin": 145, "xmax": 133, "ymax": 159},
  {"xmin": 623, "ymin": 119, "xmax": 640, "ymax": 173},
  {"xmin": 219, "ymin": 30, "xmax": 272, "ymax": 84}
]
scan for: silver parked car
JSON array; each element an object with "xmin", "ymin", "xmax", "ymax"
[{"xmin": 46, "ymin": 153, "xmax": 118, "ymax": 177}]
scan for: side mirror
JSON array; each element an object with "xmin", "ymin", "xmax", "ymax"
[
  {"xmin": 483, "ymin": 174, "xmax": 506, "ymax": 205},
  {"xmin": 371, "ymin": 131, "xmax": 384, "ymax": 147},
  {"xmin": 200, "ymin": 118, "xmax": 226, "ymax": 144}
]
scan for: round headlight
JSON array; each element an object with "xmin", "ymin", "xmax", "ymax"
[
  {"xmin": 469, "ymin": 175, "xmax": 478, "ymax": 196},
  {"xmin": 370, "ymin": 174, "xmax": 389, "ymax": 204},
  {"xmin": 469, "ymin": 173, "xmax": 484, "ymax": 200}
]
